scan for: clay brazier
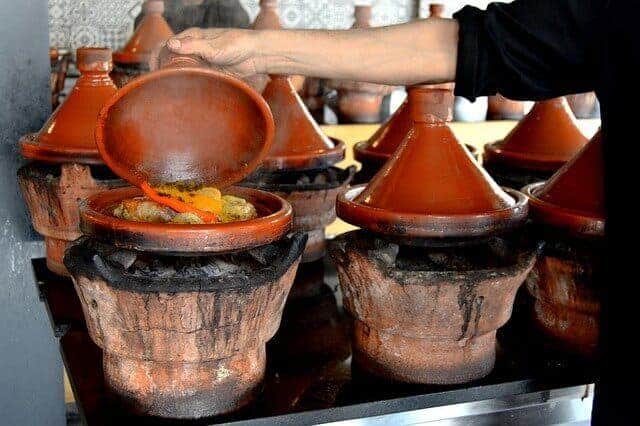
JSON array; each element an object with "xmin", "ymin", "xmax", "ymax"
[
  {"xmin": 333, "ymin": 86, "xmax": 533, "ymax": 384},
  {"xmin": 18, "ymin": 48, "xmax": 124, "ymax": 276},
  {"xmin": 523, "ymin": 132, "xmax": 604, "ymax": 358},
  {"xmin": 328, "ymin": 5, "xmax": 394, "ymax": 124},
  {"xmin": 241, "ymin": 75, "xmax": 349, "ymax": 262},
  {"xmin": 484, "ymin": 97, "xmax": 588, "ymax": 188},
  {"xmin": 65, "ymin": 52, "xmax": 303, "ymax": 418},
  {"xmin": 111, "ymin": 0, "xmax": 174, "ymax": 87}
]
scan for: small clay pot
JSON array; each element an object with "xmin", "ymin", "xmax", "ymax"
[
  {"xmin": 18, "ymin": 162, "xmax": 124, "ymax": 276},
  {"xmin": 111, "ymin": 0, "xmax": 174, "ymax": 87},
  {"xmin": 330, "ymin": 231, "xmax": 536, "ymax": 384},
  {"xmin": 65, "ymin": 234, "xmax": 306, "ymax": 418},
  {"xmin": 487, "ymin": 94, "xmax": 525, "ymax": 120},
  {"xmin": 241, "ymin": 166, "xmax": 355, "ymax": 262}
]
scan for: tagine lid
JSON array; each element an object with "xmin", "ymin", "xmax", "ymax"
[
  {"xmin": 260, "ymin": 75, "xmax": 346, "ymax": 171},
  {"xmin": 20, "ymin": 47, "xmax": 116, "ymax": 164},
  {"xmin": 338, "ymin": 86, "xmax": 528, "ymax": 239},
  {"xmin": 112, "ymin": 0, "xmax": 174, "ymax": 65},
  {"xmin": 523, "ymin": 131, "xmax": 605, "ymax": 238},
  {"xmin": 484, "ymin": 97, "xmax": 588, "ymax": 171},
  {"xmin": 252, "ymin": 0, "xmax": 282, "ymax": 30},
  {"xmin": 96, "ymin": 52, "xmax": 275, "ymax": 189}
]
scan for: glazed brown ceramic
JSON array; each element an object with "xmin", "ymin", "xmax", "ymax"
[
  {"xmin": 80, "ymin": 186, "xmax": 292, "ymax": 254},
  {"xmin": 21, "ymin": 48, "xmax": 117, "ymax": 164},
  {"xmin": 18, "ymin": 163, "xmax": 124, "ymax": 276},
  {"xmin": 523, "ymin": 132, "xmax": 604, "ymax": 358},
  {"xmin": 330, "ymin": 231, "xmax": 536, "ymax": 384},
  {"xmin": 338, "ymin": 86, "xmax": 528, "ymax": 239},
  {"xmin": 487, "ymin": 94, "xmax": 525, "ymax": 120},
  {"xmin": 261, "ymin": 75, "xmax": 346, "ymax": 171},
  {"xmin": 111, "ymin": 1, "xmax": 174, "ymax": 87},
  {"xmin": 484, "ymin": 97, "xmax": 588, "ymax": 173},
  {"xmin": 567, "ymin": 92, "xmax": 597, "ymax": 119},
  {"xmin": 96, "ymin": 64, "xmax": 274, "ymax": 188},
  {"xmin": 66, "ymin": 234, "xmax": 305, "ymax": 418}
]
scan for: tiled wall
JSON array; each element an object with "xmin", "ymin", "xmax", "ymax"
[{"xmin": 49, "ymin": 0, "xmax": 497, "ymax": 52}]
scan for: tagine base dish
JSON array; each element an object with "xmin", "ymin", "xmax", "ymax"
[{"xmin": 483, "ymin": 160, "xmax": 555, "ymax": 189}]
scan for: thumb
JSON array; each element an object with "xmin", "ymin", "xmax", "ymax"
[{"xmin": 167, "ymin": 37, "xmax": 218, "ymax": 63}]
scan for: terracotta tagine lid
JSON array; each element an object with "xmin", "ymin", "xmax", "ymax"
[
  {"xmin": 260, "ymin": 75, "xmax": 346, "ymax": 170},
  {"xmin": 429, "ymin": 3, "xmax": 445, "ymax": 18},
  {"xmin": 112, "ymin": 0, "xmax": 174, "ymax": 65},
  {"xmin": 484, "ymin": 97, "xmax": 588, "ymax": 172},
  {"xmin": 337, "ymin": 86, "xmax": 528, "ymax": 239},
  {"xmin": 82, "ymin": 48, "xmax": 292, "ymax": 253},
  {"xmin": 252, "ymin": 0, "xmax": 282, "ymax": 30},
  {"xmin": 523, "ymin": 131, "xmax": 604, "ymax": 238},
  {"xmin": 20, "ymin": 48, "xmax": 117, "ymax": 164}
]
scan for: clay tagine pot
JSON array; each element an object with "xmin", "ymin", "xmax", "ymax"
[
  {"xmin": 352, "ymin": 86, "xmax": 480, "ymax": 184},
  {"xmin": 522, "ymin": 131, "xmax": 604, "ymax": 358},
  {"xmin": 18, "ymin": 47, "xmax": 125, "ymax": 276},
  {"xmin": 483, "ymin": 97, "xmax": 588, "ymax": 188},
  {"xmin": 241, "ymin": 74, "xmax": 350, "ymax": 262},
  {"xmin": 331, "ymin": 86, "xmax": 535, "ymax": 384},
  {"xmin": 487, "ymin": 93, "xmax": 525, "ymax": 120},
  {"xmin": 65, "ymin": 50, "xmax": 304, "ymax": 419},
  {"xmin": 111, "ymin": 0, "xmax": 174, "ymax": 88},
  {"xmin": 327, "ymin": 5, "xmax": 394, "ymax": 124}
]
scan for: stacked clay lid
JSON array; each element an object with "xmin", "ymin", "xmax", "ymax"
[
  {"xmin": 80, "ymin": 50, "xmax": 293, "ymax": 254},
  {"xmin": 484, "ymin": 97, "xmax": 588, "ymax": 172},
  {"xmin": 337, "ymin": 85, "xmax": 528, "ymax": 239},
  {"xmin": 523, "ymin": 131, "xmax": 604, "ymax": 238},
  {"xmin": 252, "ymin": 0, "xmax": 282, "ymax": 30},
  {"xmin": 20, "ymin": 48, "xmax": 117, "ymax": 164},
  {"xmin": 112, "ymin": 0, "xmax": 174, "ymax": 65},
  {"xmin": 260, "ymin": 75, "xmax": 346, "ymax": 171}
]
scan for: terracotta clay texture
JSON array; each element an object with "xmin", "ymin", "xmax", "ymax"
[
  {"xmin": 17, "ymin": 163, "xmax": 124, "ymax": 276},
  {"xmin": 523, "ymin": 132, "xmax": 604, "ymax": 358},
  {"xmin": 330, "ymin": 231, "xmax": 536, "ymax": 384},
  {"xmin": 21, "ymin": 48, "xmax": 117, "ymax": 164},
  {"xmin": 483, "ymin": 97, "xmax": 588, "ymax": 188},
  {"xmin": 252, "ymin": 0, "xmax": 281, "ymax": 30},
  {"xmin": 241, "ymin": 166, "xmax": 355, "ymax": 262},
  {"xmin": 80, "ymin": 186, "xmax": 292, "ymax": 254},
  {"xmin": 65, "ymin": 234, "xmax": 306, "ymax": 418},
  {"xmin": 353, "ymin": 94, "xmax": 479, "ymax": 184},
  {"xmin": 338, "ymin": 86, "xmax": 528, "ymax": 239},
  {"xmin": 487, "ymin": 94, "xmax": 525, "ymax": 120},
  {"xmin": 261, "ymin": 75, "xmax": 346, "ymax": 171},
  {"xmin": 429, "ymin": 3, "xmax": 445, "ymax": 17},
  {"xmin": 328, "ymin": 5, "xmax": 394, "ymax": 124},
  {"xmin": 111, "ymin": 0, "xmax": 174, "ymax": 87}
]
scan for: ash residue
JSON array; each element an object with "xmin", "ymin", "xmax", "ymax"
[
  {"xmin": 240, "ymin": 166, "xmax": 355, "ymax": 192},
  {"xmin": 64, "ymin": 233, "xmax": 307, "ymax": 293}
]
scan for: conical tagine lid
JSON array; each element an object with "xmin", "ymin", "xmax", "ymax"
[
  {"xmin": 113, "ymin": 0, "xmax": 174, "ymax": 65},
  {"xmin": 20, "ymin": 47, "xmax": 117, "ymax": 164},
  {"xmin": 484, "ymin": 97, "xmax": 588, "ymax": 171},
  {"xmin": 260, "ymin": 75, "xmax": 345, "ymax": 170},
  {"xmin": 338, "ymin": 86, "xmax": 528, "ymax": 239},
  {"xmin": 523, "ymin": 131, "xmax": 605, "ymax": 237},
  {"xmin": 252, "ymin": 0, "xmax": 282, "ymax": 29}
]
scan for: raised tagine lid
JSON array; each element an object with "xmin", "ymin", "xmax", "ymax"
[
  {"xmin": 112, "ymin": 0, "xmax": 174, "ymax": 65},
  {"xmin": 20, "ymin": 47, "xmax": 117, "ymax": 164},
  {"xmin": 84, "ymin": 49, "xmax": 291, "ymax": 253},
  {"xmin": 338, "ymin": 86, "xmax": 528, "ymax": 239},
  {"xmin": 523, "ymin": 131, "xmax": 604, "ymax": 238},
  {"xmin": 252, "ymin": 0, "xmax": 282, "ymax": 30},
  {"xmin": 260, "ymin": 75, "xmax": 346, "ymax": 171},
  {"xmin": 484, "ymin": 97, "xmax": 588, "ymax": 171},
  {"xmin": 354, "ymin": 84, "xmax": 453, "ymax": 164}
]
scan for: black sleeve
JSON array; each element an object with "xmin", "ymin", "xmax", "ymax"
[{"xmin": 453, "ymin": 0, "xmax": 604, "ymax": 101}]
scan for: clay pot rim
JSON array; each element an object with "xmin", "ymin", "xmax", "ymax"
[
  {"xmin": 241, "ymin": 165, "xmax": 356, "ymax": 192},
  {"xmin": 483, "ymin": 140, "xmax": 575, "ymax": 172},
  {"xmin": 522, "ymin": 181, "xmax": 605, "ymax": 238},
  {"xmin": 112, "ymin": 50, "xmax": 153, "ymax": 66},
  {"xmin": 260, "ymin": 138, "xmax": 346, "ymax": 171},
  {"xmin": 19, "ymin": 133, "xmax": 104, "ymax": 165},
  {"xmin": 80, "ymin": 186, "xmax": 293, "ymax": 253},
  {"xmin": 336, "ymin": 184, "xmax": 528, "ymax": 238},
  {"xmin": 95, "ymin": 67, "xmax": 275, "ymax": 188},
  {"xmin": 354, "ymin": 140, "xmax": 478, "ymax": 164}
]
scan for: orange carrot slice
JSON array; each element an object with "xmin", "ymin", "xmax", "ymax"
[{"xmin": 140, "ymin": 182, "xmax": 219, "ymax": 223}]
